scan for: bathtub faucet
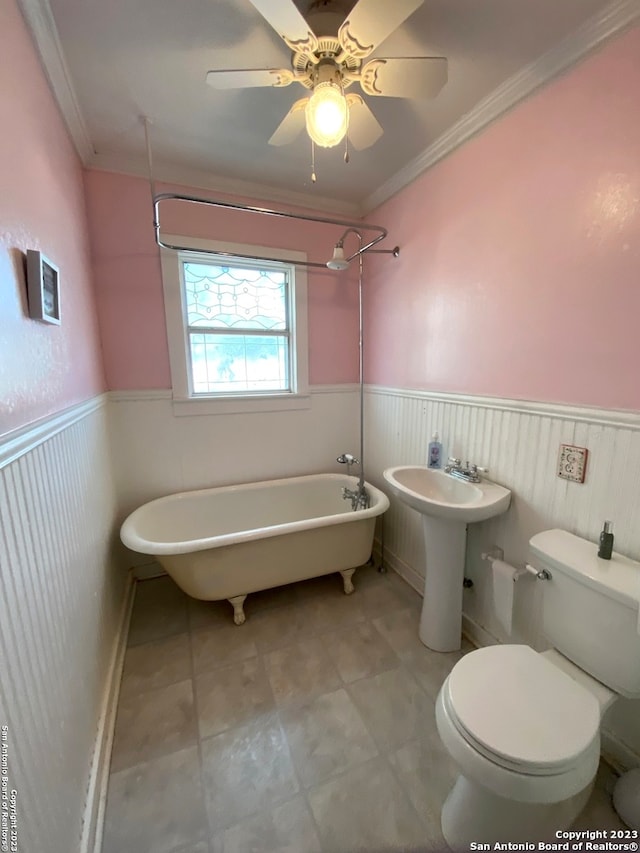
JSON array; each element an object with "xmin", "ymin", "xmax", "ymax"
[
  {"xmin": 342, "ymin": 483, "xmax": 370, "ymax": 511},
  {"xmin": 337, "ymin": 453, "xmax": 370, "ymax": 510}
]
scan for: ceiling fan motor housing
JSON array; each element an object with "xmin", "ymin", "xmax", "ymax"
[
  {"xmin": 292, "ymin": 45, "xmax": 359, "ymax": 91},
  {"xmin": 312, "ymin": 58, "xmax": 344, "ymax": 87}
]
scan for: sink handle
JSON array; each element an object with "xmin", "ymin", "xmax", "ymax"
[{"xmin": 447, "ymin": 457, "xmax": 461, "ymax": 466}]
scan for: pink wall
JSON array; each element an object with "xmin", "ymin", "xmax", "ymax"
[
  {"xmin": 84, "ymin": 171, "xmax": 360, "ymax": 389},
  {"xmin": 0, "ymin": 0, "xmax": 105, "ymax": 435},
  {"xmin": 367, "ymin": 26, "xmax": 640, "ymax": 411}
]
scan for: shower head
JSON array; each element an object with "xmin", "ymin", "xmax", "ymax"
[{"xmin": 326, "ymin": 244, "xmax": 349, "ymax": 271}]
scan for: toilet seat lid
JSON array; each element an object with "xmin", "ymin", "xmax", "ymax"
[{"xmin": 446, "ymin": 645, "xmax": 600, "ymax": 772}]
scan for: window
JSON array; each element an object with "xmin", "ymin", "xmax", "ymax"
[
  {"xmin": 161, "ymin": 236, "xmax": 309, "ymax": 414},
  {"xmin": 184, "ymin": 256, "xmax": 291, "ymax": 395}
]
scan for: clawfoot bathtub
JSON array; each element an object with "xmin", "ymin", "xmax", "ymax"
[{"xmin": 120, "ymin": 473, "xmax": 389, "ymax": 624}]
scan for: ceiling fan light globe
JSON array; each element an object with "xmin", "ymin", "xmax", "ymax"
[{"xmin": 305, "ymin": 82, "xmax": 348, "ymax": 148}]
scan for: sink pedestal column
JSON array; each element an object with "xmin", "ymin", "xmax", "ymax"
[{"xmin": 419, "ymin": 516, "xmax": 467, "ymax": 652}]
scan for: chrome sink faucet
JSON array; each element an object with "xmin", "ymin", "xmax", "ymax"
[{"xmin": 444, "ymin": 458, "xmax": 488, "ymax": 483}]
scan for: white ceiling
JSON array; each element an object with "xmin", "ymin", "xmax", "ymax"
[{"xmin": 32, "ymin": 0, "xmax": 630, "ymax": 212}]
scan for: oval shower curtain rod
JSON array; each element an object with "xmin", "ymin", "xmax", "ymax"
[
  {"xmin": 152, "ymin": 192, "xmax": 399, "ymax": 270},
  {"xmin": 142, "ymin": 117, "xmax": 398, "ymax": 269}
]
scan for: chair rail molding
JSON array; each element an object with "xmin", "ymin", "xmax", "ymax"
[
  {"xmin": 366, "ymin": 385, "xmax": 640, "ymax": 430},
  {"xmin": 0, "ymin": 394, "xmax": 108, "ymax": 468}
]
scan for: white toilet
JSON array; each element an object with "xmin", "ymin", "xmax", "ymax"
[{"xmin": 436, "ymin": 528, "xmax": 640, "ymax": 847}]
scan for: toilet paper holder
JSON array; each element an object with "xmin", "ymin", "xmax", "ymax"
[{"xmin": 481, "ymin": 552, "xmax": 552, "ymax": 582}]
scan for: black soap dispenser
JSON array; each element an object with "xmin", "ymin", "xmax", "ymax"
[{"xmin": 597, "ymin": 520, "xmax": 614, "ymax": 560}]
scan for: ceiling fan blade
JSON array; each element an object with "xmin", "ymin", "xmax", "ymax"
[
  {"xmin": 338, "ymin": 0, "xmax": 424, "ymax": 60},
  {"xmin": 346, "ymin": 95, "xmax": 383, "ymax": 150},
  {"xmin": 269, "ymin": 98, "xmax": 308, "ymax": 146},
  {"xmin": 248, "ymin": 0, "xmax": 318, "ymax": 58},
  {"xmin": 359, "ymin": 57, "xmax": 447, "ymax": 98},
  {"xmin": 206, "ymin": 68, "xmax": 294, "ymax": 89}
]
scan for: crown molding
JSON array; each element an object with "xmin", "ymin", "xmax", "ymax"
[
  {"xmin": 88, "ymin": 151, "xmax": 361, "ymax": 218},
  {"xmin": 18, "ymin": 0, "xmax": 94, "ymax": 163},
  {"xmin": 361, "ymin": 0, "xmax": 640, "ymax": 214}
]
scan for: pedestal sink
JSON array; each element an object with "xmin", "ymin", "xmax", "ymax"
[{"xmin": 382, "ymin": 466, "xmax": 511, "ymax": 653}]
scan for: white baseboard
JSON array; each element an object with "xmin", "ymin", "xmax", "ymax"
[
  {"xmin": 380, "ymin": 545, "xmax": 424, "ymax": 596},
  {"xmin": 80, "ymin": 571, "xmax": 136, "ymax": 853},
  {"xmin": 601, "ymin": 732, "xmax": 640, "ymax": 774},
  {"xmin": 461, "ymin": 613, "xmax": 501, "ymax": 649},
  {"xmin": 132, "ymin": 560, "xmax": 166, "ymax": 581},
  {"xmin": 382, "ymin": 545, "xmax": 501, "ymax": 650}
]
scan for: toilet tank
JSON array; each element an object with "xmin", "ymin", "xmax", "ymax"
[{"xmin": 529, "ymin": 529, "xmax": 640, "ymax": 698}]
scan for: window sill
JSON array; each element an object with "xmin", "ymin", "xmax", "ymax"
[{"xmin": 171, "ymin": 393, "xmax": 312, "ymax": 416}]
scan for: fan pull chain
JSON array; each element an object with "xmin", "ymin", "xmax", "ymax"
[
  {"xmin": 340, "ymin": 78, "xmax": 350, "ymax": 164},
  {"xmin": 311, "ymin": 140, "xmax": 317, "ymax": 183}
]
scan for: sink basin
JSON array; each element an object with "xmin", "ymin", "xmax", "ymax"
[
  {"xmin": 383, "ymin": 466, "xmax": 511, "ymax": 523},
  {"xmin": 382, "ymin": 465, "xmax": 512, "ymax": 653}
]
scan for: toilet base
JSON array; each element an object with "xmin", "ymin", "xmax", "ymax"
[{"xmin": 441, "ymin": 773, "xmax": 594, "ymax": 848}]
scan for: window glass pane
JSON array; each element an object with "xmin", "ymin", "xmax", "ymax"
[
  {"xmin": 184, "ymin": 263, "xmax": 287, "ymax": 331},
  {"xmin": 189, "ymin": 333, "xmax": 289, "ymax": 394}
]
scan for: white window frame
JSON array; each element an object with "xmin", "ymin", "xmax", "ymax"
[{"xmin": 160, "ymin": 235, "xmax": 309, "ymax": 415}]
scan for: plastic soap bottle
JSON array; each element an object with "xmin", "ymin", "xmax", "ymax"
[{"xmin": 427, "ymin": 432, "xmax": 443, "ymax": 469}]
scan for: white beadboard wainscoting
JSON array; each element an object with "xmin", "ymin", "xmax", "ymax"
[
  {"xmin": 365, "ymin": 385, "xmax": 640, "ymax": 768},
  {"xmin": 109, "ymin": 385, "xmax": 360, "ymax": 558},
  {"xmin": 0, "ymin": 398, "xmax": 131, "ymax": 853}
]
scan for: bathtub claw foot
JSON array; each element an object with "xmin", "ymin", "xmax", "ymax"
[
  {"xmin": 340, "ymin": 569, "xmax": 356, "ymax": 595},
  {"xmin": 228, "ymin": 594, "xmax": 247, "ymax": 625}
]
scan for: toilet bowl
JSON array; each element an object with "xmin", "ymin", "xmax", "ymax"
[
  {"xmin": 434, "ymin": 528, "xmax": 640, "ymax": 847},
  {"xmin": 436, "ymin": 645, "xmax": 605, "ymax": 847}
]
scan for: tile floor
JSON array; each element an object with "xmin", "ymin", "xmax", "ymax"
[{"xmin": 102, "ymin": 565, "xmax": 626, "ymax": 853}]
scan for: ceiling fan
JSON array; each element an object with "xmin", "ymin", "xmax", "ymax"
[{"xmin": 206, "ymin": 0, "xmax": 447, "ymax": 157}]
